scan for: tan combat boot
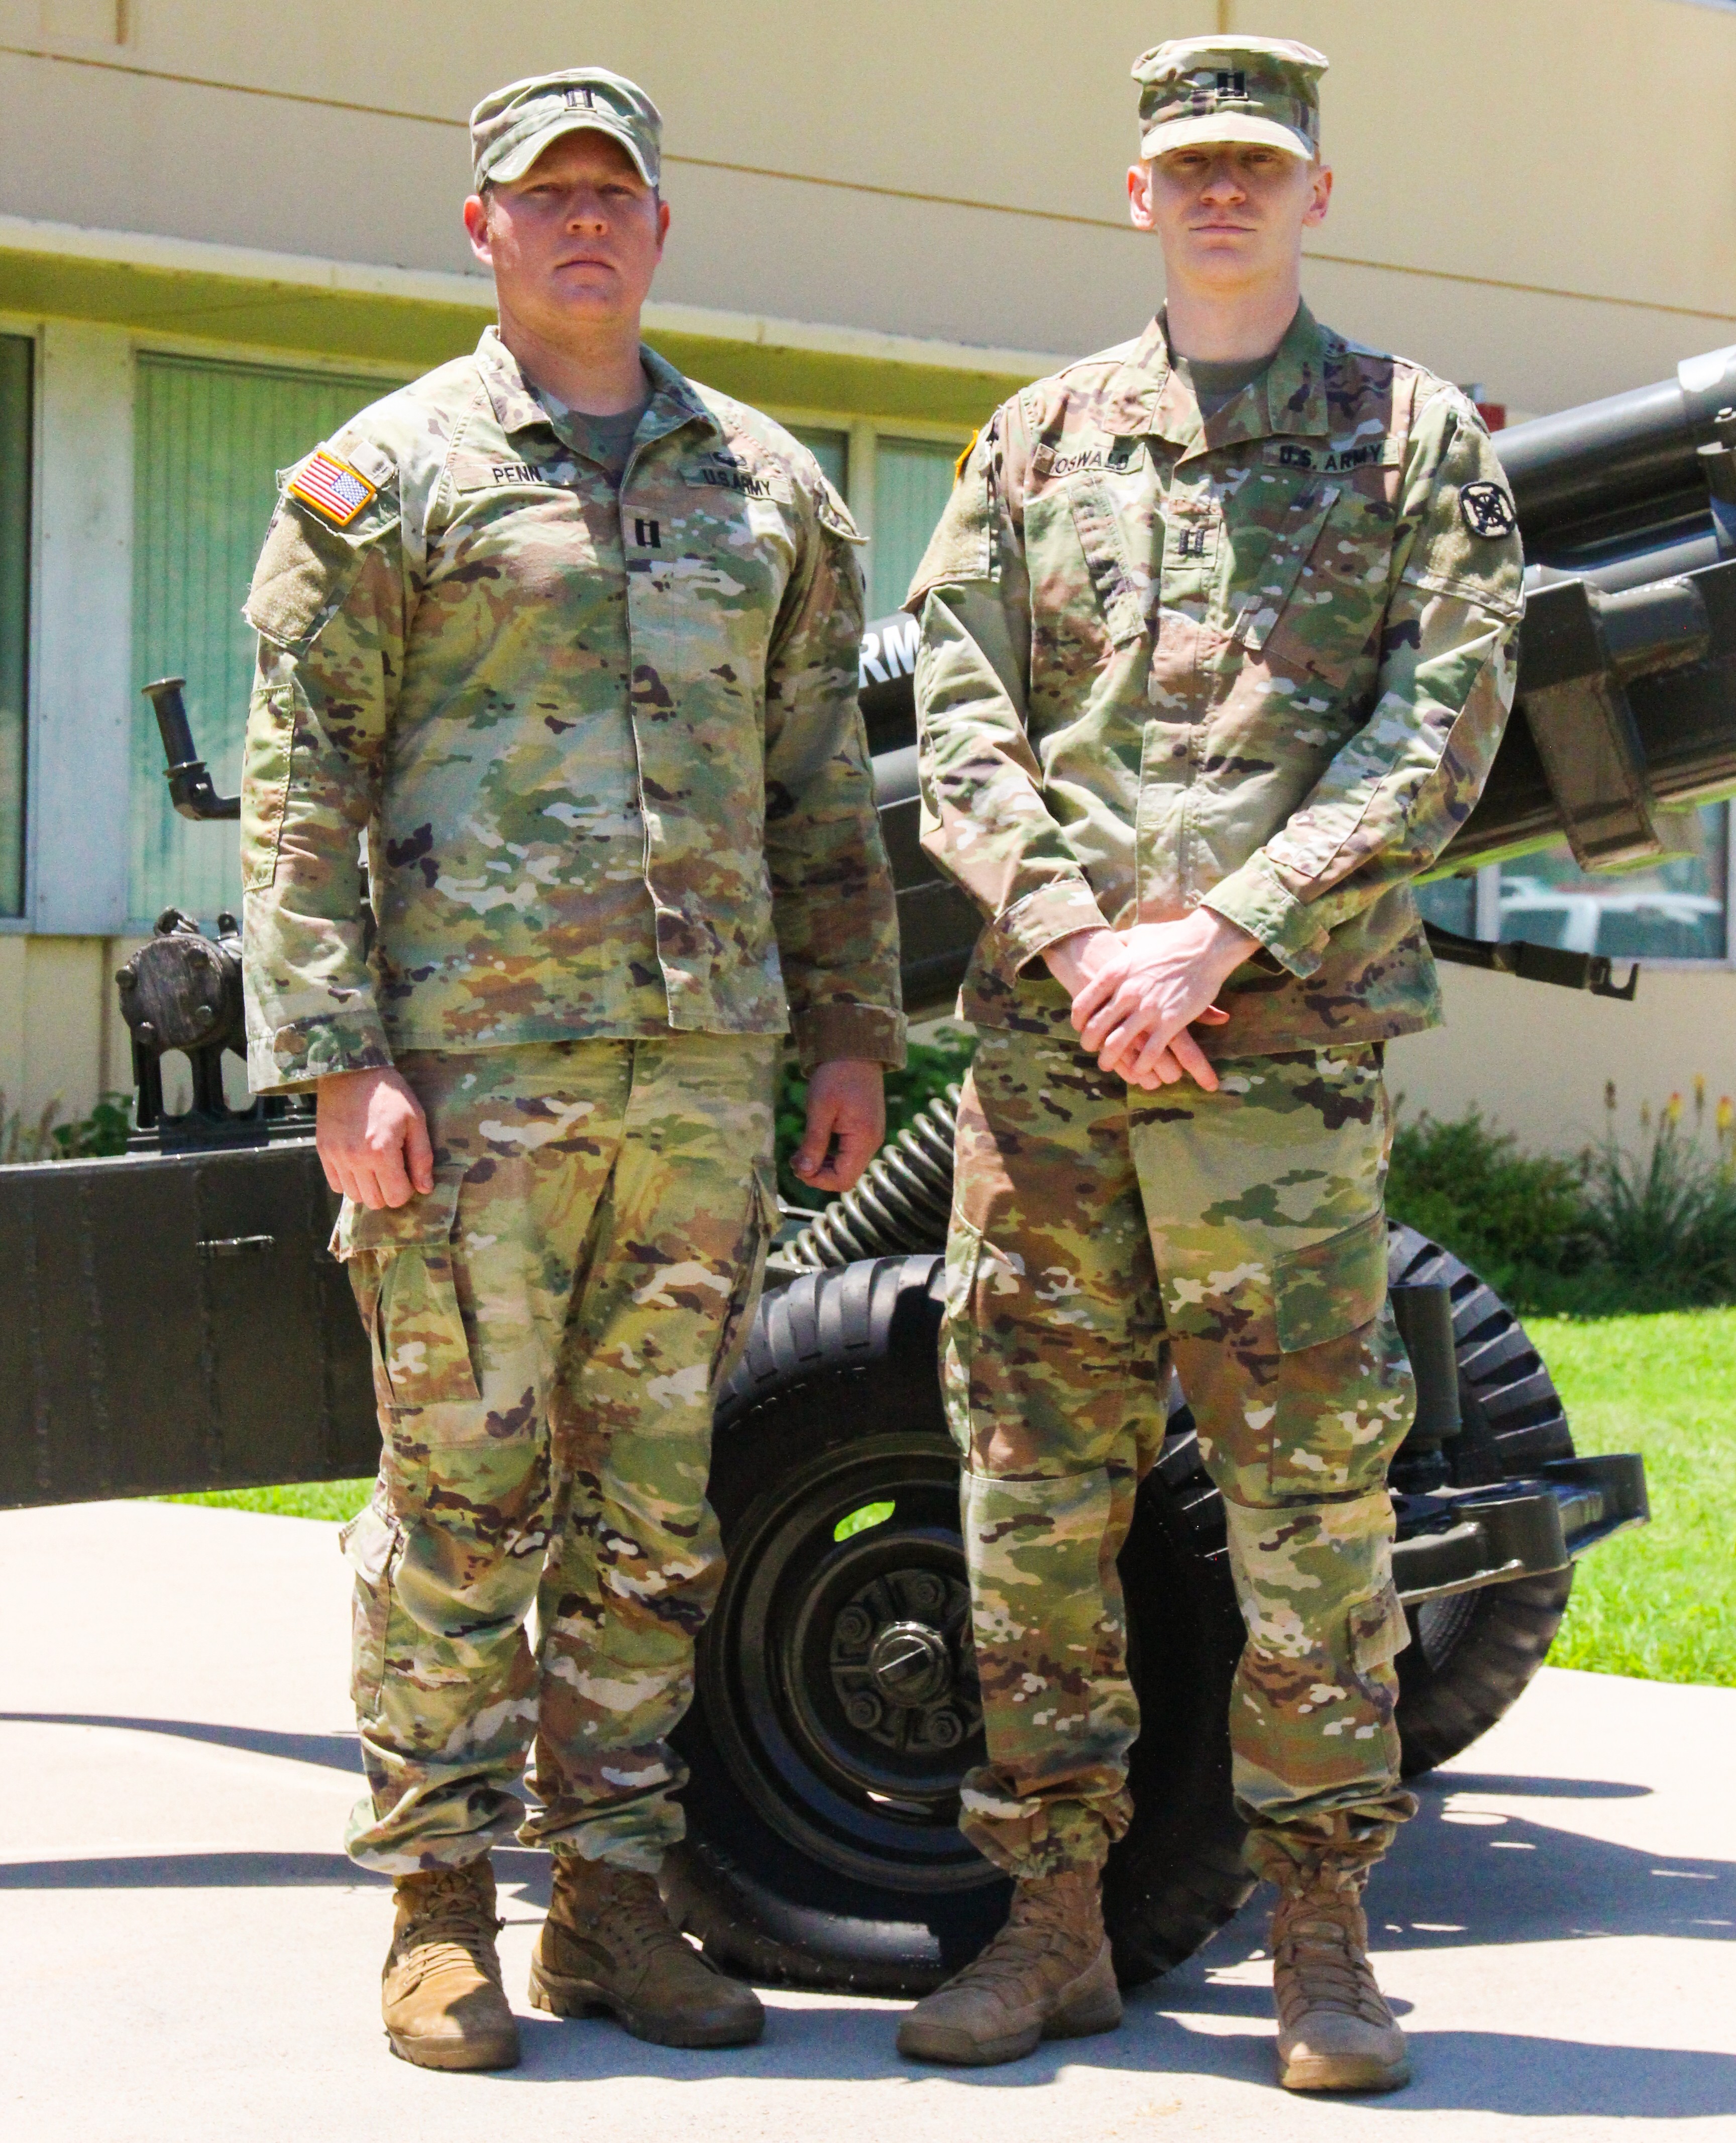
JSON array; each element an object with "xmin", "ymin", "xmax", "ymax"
[
  {"xmin": 1271, "ymin": 1860, "xmax": 1409, "ymax": 2092},
  {"xmin": 897, "ymin": 1866, "xmax": 1122, "ymax": 2066},
  {"xmin": 381, "ymin": 1859, "xmax": 520, "ymax": 2071},
  {"xmin": 528, "ymin": 1855, "xmax": 764, "ymax": 2048}
]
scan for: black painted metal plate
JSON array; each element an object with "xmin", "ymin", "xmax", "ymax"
[{"xmin": 0, "ymin": 1139, "xmax": 378, "ymax": 1508}]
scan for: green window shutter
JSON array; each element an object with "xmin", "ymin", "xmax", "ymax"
[
  {"xmin": 0, "ymin": 335, "xmax": 31, "ymax": 919},
  {"xmin": 130, "ymin": 356, "xmax": 395, "ymax": 926},
  {"xmin": 870, "ymin": 437, "xmax": 959, "ymax": 617}
]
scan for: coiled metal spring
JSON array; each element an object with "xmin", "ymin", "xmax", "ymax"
[{"xmin": 779, "ymin": 1085, "xmax": 960, "ymax": 1269}]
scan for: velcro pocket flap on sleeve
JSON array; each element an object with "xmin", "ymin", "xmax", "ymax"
[
  {"xmin": 246, "ymin": 436, "xmax": 400, "ymax": 653},
  {"xmin": 816, "ymin": 474, "xmax": 866, "ymax": 544},
  {"xmin": 1273, "ymin": 1208, "xmax": 1387, "ymax": 1354}
]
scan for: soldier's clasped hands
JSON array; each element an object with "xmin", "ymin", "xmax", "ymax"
[{"xmin": 1048, "ymin": 910, "xmax": 1256, "ymax": 1091}]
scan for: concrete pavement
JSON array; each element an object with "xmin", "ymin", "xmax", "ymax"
[{"xmin": 2, "ymin": 1497, "xmax": 1731, "ymax": 2141}]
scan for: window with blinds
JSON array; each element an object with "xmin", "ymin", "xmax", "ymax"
[
  {"xmin": 0, "ymin": 335, "xmax": 30, "ymax": 919},
  {"xmin": 870, "ymin": 438, "xmax": 958, "ymax": 617},
  {"xmin": 130, "ymin": 355, "xmax": 393, "ymax": 925}
]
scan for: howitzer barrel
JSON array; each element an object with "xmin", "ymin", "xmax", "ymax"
[{"xmin": 1498, "ymin": 344, "xmax": 1736, "ymax": 568}]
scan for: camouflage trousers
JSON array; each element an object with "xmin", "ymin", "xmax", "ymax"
[
  {"xmin": 943, "ymin": 1012, "xmax": 1419, "ymax": 1886},
  {"xmin": 334, "ymin": 1035, "xmax": 780, "ymax": 1875}
]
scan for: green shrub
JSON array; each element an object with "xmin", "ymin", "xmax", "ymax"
[
  {"xmin": 1386, "ymin": 1104, "xmax": 1592, "ymax": 1304},
  {"xmin": 0, "ymin": 1088, "xmax": 134, "ymax": 1164},
  {"xmin": 1579, "ymin": 1115, "xmax": 1736, "ymax": 1306},
  {"xmin": 51, "ymin": 1092, "xmax": 133, "ymax": 1159},
  {"xmin": 1389, "ymin": 1093, "xmax": 1736, "ymax": 1315},
  {"xmin": 0, "ymin": 1090, "xmax": 62, "ymax": 1164}
]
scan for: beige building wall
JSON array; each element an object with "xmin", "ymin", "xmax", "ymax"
[
  {"xmin": 1, "ymin": 0, "xmax": 1733, "ymax": 1142},
  {"xmin": 1396, "ymin": 964, "xmax": 1735, "ymax": 1160}
]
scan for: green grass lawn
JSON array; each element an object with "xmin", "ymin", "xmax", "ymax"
[
  {"xmin": 1528, "ymin": 1307, "xmax": 1736, "ymax": 1688},
  {"xmin": 173, "ymin": 1309, "xmax": 1736, "ymax": 1689},
  {"xmin": 168, "ymin": 1478, "xmax": 373, "ymax": 1523}
]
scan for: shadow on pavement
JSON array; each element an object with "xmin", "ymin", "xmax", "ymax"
[
  {"xmin": 1349, "ymin": 1774, "xmax": 1735, "ymax": 1947},
  {"xmin": 391, "ymin": 2000, "xmax": 1736, "ymax": 2120},
  {"xmin": 0, "ymin": 1847, "xmax": 549, "ymax": 1891},
  {"xmin": 1426, "ymin": 1771, "xmax": 1653, "ymax": 1800},
  {"xmin": 3, "ymin": 1711, "xmax": 1730, "ymax": 2119},
  {"xmin": 1137, "ymin": 2018, "xmax": 1736, "ymax": 2119},
  {"xmin": 0, "ymin": 1712, "xmax": 362, "ymax": 1773}
]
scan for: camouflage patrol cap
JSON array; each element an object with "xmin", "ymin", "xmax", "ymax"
[
  {"xmin": 1131, "ymin": 35, "xmax": 1327, "ymax": 162},
  {"xmin": 470, "ymin": 68, "xmax": 662, "ymax": 190}
]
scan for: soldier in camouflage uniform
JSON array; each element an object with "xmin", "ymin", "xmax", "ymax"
[
  {"xmin": 240, "ymin": 68, "xmax": 903, "ymax": 2071},
  {"xmin": 898, "ymin": 38, "xmax": 1521, "ymax": 2087}
]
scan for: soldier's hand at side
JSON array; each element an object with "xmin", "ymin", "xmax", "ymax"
[
  {"xmin": 793, "ymin": 1058, "xmax": 886, "ymax": 1196},
  {"xmin": 315, "ymin": 1066, "xmax": 435, "ymax": 1210}
]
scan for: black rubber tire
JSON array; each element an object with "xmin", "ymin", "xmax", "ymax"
[
  {"xmin": 667, "ymin": 1254, "xmax": 1251, "ymax": 1995},
  {"xmin": 1386, "ymin": 1223, "xmax": 1578, "ymax": 1778}
]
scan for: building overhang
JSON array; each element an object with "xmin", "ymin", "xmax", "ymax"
[{"xmin": 0, "ymin": 213, "xmax": 1062, "ymax": 424}]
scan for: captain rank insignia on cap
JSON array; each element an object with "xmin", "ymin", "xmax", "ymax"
[
  {"xmin": 287, "ymin": 449, "xmax": 379, "ymax": 529},
  {"xmin": 1459, "ymin": 480, "xmax": 1517, "ymax": 538}
]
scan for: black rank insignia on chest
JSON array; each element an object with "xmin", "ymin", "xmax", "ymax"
[{"xmin": 1460, "ymin": 480, "xmax": 1517, "ymax": 538}]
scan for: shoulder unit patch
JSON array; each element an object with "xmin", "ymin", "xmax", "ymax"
[
  {"xmin": 287, "ymin": 449, "xmax": 379, "ymax": 529},
  {"xmin": 1460, "ymin": 479, "xmax": 1517, "ymax": 539}
]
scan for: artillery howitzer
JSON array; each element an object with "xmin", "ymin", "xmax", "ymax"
[{"xmin": 16, "ymin": 347, "xmax": 1736, "ymax": 1993}]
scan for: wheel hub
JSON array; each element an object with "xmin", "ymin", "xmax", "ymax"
[
  {"xmin": 827, "ymin": 1566, "xmax": 978, "ymax": 1754},
  {"xmin": 868, "ymin": 1620, "xmax": 954, "ymax": 1708}
]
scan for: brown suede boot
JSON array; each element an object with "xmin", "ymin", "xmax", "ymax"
[
  {"xmin": 528, "ymin": 1856, "xmax": 764, "ymax": 2048},
  {"xmin": 897, "ymin": 1866, "xmax": 1122, "ymax": 2067},
  {"xmin": 1271, "ymin": 1860, "xmax": 1409, "ymax": 2092},
  {"xmin": 382, "ymin": 1860, "xmax": 520, "ymax": 2071}
]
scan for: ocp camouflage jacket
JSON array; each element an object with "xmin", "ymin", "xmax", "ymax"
[
  {"xmin": 240, "ymin": 328, "xmax": 904, "ymax": 1090},
  {"xmin": 908, "ymin": 303, "xmax": 1523, "ymax": 1054}
]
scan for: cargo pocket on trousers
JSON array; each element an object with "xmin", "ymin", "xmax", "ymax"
[
  {"xmin": 1269, "ymin": 1209, "xmax": 1390, "ymax": 1494},
  {"xmin": 331, "ymin": 1172, "xmax": 481, "ymax": 1411},
  {"xmin": 1273, "ymin": 1209, "xmax": 1388, "ymax": 1354},
  {"xmin": 710, "ymin": 1162, "xmax": 783, "ymax": 1393},
  {"xmin": 340, "ymin": 1496, "xmax": 404, "ymax": 1716},
  {"xmin": 1348, "ymin": 1577, "xmax": 1410, "ymax": 1680}
]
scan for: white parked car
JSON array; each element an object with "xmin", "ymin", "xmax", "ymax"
[{"xmin": 1498, "ymin": 873, "xmax": 1724, "ymax": 958}]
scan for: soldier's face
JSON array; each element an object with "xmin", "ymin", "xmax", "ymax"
[
  {"xmin": 1129, "ymin": 144, "xmax": 1331, "ymax": 292},
  {"xmin": 464, "ymin": 132, "xmax": 670, "ymax": 334}
]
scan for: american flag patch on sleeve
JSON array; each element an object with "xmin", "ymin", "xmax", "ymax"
[{"xmin": 287, "ymin": 449, "xmax": 378, "ymax": 528}]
